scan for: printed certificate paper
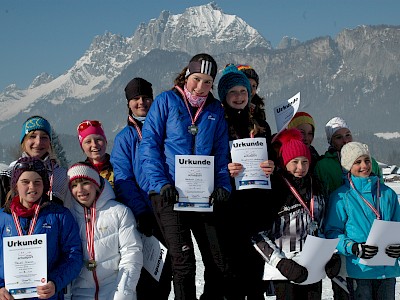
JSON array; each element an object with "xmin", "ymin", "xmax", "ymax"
[
  {"xmin": 142, "ymin": 235, "xmax": 168, "ymax": 282},
  {"xmin": 4, "ymin": 234, "xmax": 47, "ymax": 299},
  {"xmin": 175, "ymin": 155, "xmax": 214, "ymax": 212},
  {"xmin": 231, "ymin": 138, "xmax": 271, "ymax": 190},
  {"xmin": 272, "ymin": 92, "xmax": 300, "ymax": 142}
]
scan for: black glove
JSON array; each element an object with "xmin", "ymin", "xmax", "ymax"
[
  {"xmin": 136, "ymin": 212, "xmax": 156, "ymax": 237},
  {"xmin": 351, "ymin": 243, "xmax": 379, "ymax": 259},
  {"xmin": 276, "ymin": 258, "xmax": 308, "ymax": 283},
  {"xmin": 325, "ymin": 254, "xmax": 341, "ymax": 279},
  {"xmin": 209, "ymin": 187, "xmax": 230, "ymax": 205},
  {"xmin": 385, "ymin": 244, "xmax": 400, "ymax": 258},
  {"xmin": 160, "ymin": 184, "xmax": 178, "ymax": 206}
]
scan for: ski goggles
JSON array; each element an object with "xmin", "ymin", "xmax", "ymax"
[
  {"xmin": 77, "ymin": 120, "xmax": 102, "ymax": 133},
  {"xmin": 14, "ymin": 160, "xmax": 46, "ymax": 172}
]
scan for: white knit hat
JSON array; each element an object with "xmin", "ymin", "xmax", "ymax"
[
  {"xmin": 325, "ymin": 117, "xmax": 350, "ymax": 144},
  {"xmin": 67, "ymin": 162, "xmax": 101, "ymax": 189},
  {"xmin": 340, "ymin": 142, "xmax": 370, "ymax": 172}
]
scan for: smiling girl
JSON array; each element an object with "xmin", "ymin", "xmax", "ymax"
[
  {"xmin": 67, "ymin": 162, "xmax": 143, "ymax": 299},
  {"xmin": 0, "ymin": 157, "xmax": 82, "ymax": 300}
]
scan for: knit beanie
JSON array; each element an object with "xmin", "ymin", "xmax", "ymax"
[
  {"xmin": 125, "ymin": 77, "xmax": 153, "ymax": 101},
  {"xmin": 218, "ymin": 64, "xmax": 251, "ymax": 103},
  {"xmin": 277, "ymin": 128, "xmax": 311, "ymax": 166},
  {"xmin": 77, "ymin": 120, "xmax": 107, "ymax": 147},
  {"xmin": 236, "ymin": 64, "xmax": 259, "ymax": 86},
  {"xmin": 67, "ymin": 162, "xmax": 101, "ymax": 189},
  {"xmin": 20, "ymin": 116, "xmax": 52, "ymax": 144},
  {"xmin": 325, "ymin": 117, "xmax": 349, "ymax": 144},
  {"xmin": 11, "ymin": 157, "xmax": 50, "ymax": 194},
  {"xmin": 287, "ymin": 112, "xmax": 315, "ymax": 132},
  {"xmin": 185, "ymin": 54, "xmax": 217, "ymax": 80},
  {"xmin": 340, "ymin": 142, "xmax": 370, "ymax": 172}
]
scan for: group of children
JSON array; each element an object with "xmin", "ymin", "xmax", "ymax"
[{"xmin": 0, "ymin": 53, "xmax": 398, "ymax": 300}]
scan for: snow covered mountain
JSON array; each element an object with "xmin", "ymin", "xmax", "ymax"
[{"xmin": 0, "ymin": 2, "xmax": 269, "ymax": 122}]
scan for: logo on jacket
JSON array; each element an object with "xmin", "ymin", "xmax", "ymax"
[
  {"xmin": 42, "ymin": 223, "xmax": 52, "ymax": 229},
  {"xmin": 207, "ymin": 115, "xmax": 215, "ymax": 121}
]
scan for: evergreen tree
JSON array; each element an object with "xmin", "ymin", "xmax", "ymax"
[{"xmin": 51, "ymin": 129, "xmax": 69, "ymax": 168}]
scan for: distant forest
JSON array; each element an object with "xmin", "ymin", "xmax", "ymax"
[{"xmin": 1, "ymin": 132, "xmax": 399, "ymax": 168}]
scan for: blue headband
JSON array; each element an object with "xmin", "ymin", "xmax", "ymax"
[{"xmin": 20, "ymin": 116, "xmax": 52, "ymax": 144}]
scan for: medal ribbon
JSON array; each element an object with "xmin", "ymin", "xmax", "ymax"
[
  {"xmin": 128, "ymin": 115, "xmax": 142, "ymax": 140},
  {"xmin": 12, "ymin": 205, "xmax": 41, "ymax": 236},
  {"xmin": 282, "ymin": 176, "xmax": 315, "ymax": 221},
  {"xmin": 175, "ymin": 85, "xmax": 206, "ymax": 131},
  {"xmin": 347, "ymin": 173, "xmax": 381, "ymax": 220},
  {"xmin": 84, "ymin": 203, "xmax": 96, "ymax": 263}
]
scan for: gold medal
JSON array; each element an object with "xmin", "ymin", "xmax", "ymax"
[
  {"xmin": 188, "ymin": 124, "xmax": 198, "ymax": 135},
  {"xmin": 86, "ymin": 259, "xmax": 97, "ymax": 271}
]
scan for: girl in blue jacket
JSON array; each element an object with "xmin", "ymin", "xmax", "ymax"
[
  {"xmin": 139, "ymin": 53, "xmax": 231, "ymax": 300},
  {"xmin": 325, "ymin": 142, "xmax": 400, "ymax": 300},
  {"xmin": 0, "ymin": 157, "xmax": 82, "ymax": 299}
]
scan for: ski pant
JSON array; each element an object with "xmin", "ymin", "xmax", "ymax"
[
  {"xmin": 347, "ymin": 277, "xmax": 396, "ymax": 300},
  {"xmin": 151, "ymin": 194, "xmax": 226, "ymax": 300},
  {"xmin": 273, "ymin": 280, "xmax": 322, "ymax": 300}
]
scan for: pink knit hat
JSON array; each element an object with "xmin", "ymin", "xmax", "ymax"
[
  {"xmin": 77, "ymin": 120, "xmax": 107, "ymax": 147},
  {"xmin": 277, "ymin": 128, "xmax": 311, "ymax": 166}
]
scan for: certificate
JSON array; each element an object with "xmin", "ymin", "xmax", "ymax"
[
  {"xmin": 272, "ymin": 92, "xmax": 300, "ymax": 142},
  {"xmin": 3, "ymin": 234, "xmax": 47, "ymax": 299},
  {"xmin": 359, "ymin": 219, "xmax": 400, "ymax": 266},
  {"xmin": 174, "ymin": 155, "xmax": 214, "ymax": 212},
  {"xmin": 142, "ymin": 235, "xmax": 168, "ymax": 282},
  {"xmin": 230, "ymin": 138, "xmax": 271, "ymax": 190}
]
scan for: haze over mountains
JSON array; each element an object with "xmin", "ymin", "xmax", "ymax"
[{"xmin": 1, "ymin": 2, "xmax": 399, "ymax": 163}]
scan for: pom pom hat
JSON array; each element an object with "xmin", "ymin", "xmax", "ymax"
[
  {"xmin": 277, "ymin": 128, "xmax": 311, "ymax": 166},
  {"xmin": 125, "ymin": 77, "xmax": 153, "ymax": 101},
  {"xmin": 20, "ymin": 116, "xmax": 52, "ymax": 144},
  {"xmin": 236, "ymin": 64, "xmax": 259, "ymax": 86},
  {"xmin": 325, "ymin": 117, "xmax": 350, "ymax": 145},
  {"xmin": 340, "ymin": 142, "xmax": 371, "ymax": 172},
  {"xmin": 287, "ymin": 112, "xmax": 315, "ymax": 132},
  {"xmin": 77, "ymin": 120, "xmax": 107, "ymax": 148},
  {"xmin": 218, "ymin": 64, "xmax": 251, "ymax": 103},
  {"xmin": 67, "ymin": 162, "xmax": 101, "ymax": 189},
  {"xmin": 11, "ymin": 157, "xmax": 50, "ymax": 194}
]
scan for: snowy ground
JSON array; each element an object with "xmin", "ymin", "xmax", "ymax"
[{"xmin": 168, "ymin": 239, "xmax": 400, "ymax": 299}]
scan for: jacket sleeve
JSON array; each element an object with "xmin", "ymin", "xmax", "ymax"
[
  {"xmin": 252, "ymin": 231, "xmax": 285, "ymax": 267},
  {"xmin": 113, "ymin": 207, "xmax": 143, "ymax": 300},
  {"xmin": 212, "ymin": 106, "xmax": 231, "ymax": 192},
  {"xmin": 139, "ymin": 94, "xmax": 171, "ymax": 194},
  {"xmin": 48, "ymin": 209, "xmax": 83, "ymax": 293},
  {"xmin": 324, "ymin": 191, "xmax": 356, "ymax": 256},
  {"xmin": 111, "ymin": 129, "xmax": 151, "ymax": 218}
]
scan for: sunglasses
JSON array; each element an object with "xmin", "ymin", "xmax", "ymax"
[
  {"xmin": 77, "ymin": 120, "xmax": 102, "ymax": 132},
  {"xmin": 14, "ymin": 161, "xmax": 46, "ymax": 172}
]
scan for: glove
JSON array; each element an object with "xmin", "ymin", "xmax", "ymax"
[
  {"xmin": 209, "ymin": 187, "xmax": 230, "ymax": 205},
  {"xmin": 385, "ymin": 244, "xmax": 400, "ymax": 258},
  {"xmin": 136, "ymin": 212, "xmax": 156, "ymax": 237},
  {"xmin": 160, "ymin": 184, "xmax": 179, "ymax": 206},
  {"xmin": 276, "ymin": 258, "xmax": 308, "ymax": 283},
  {"xmin": 325, "ymin": 254, "xmax": 341, "ymax": 279},
  {"xmin": 351, "ymin": 243, "xmax": 379, "ymax": 259}
]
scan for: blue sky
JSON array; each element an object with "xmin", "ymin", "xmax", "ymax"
[{"xmin": 1, "ymin": 0, "xmax": 399, "ymax": 91}]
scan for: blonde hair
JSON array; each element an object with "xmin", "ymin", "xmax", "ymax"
[{"xmin": 21, "ymin": 130, "xmax": 57, "ymax": 160}]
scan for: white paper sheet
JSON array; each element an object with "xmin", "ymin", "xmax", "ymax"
[
  {"xmin": 272, "ymin": 92, "xmax": 301, "ymax": 141},
  {"xmin": 230, "ymin": 138, "xmax": 271, "ymax": 190},
  {"xmin": 359, "ymin": 219, "xmax": 400, "ymax": 266},
  {"xmin": 295, "ymin": 235, "xmax": 339, "ymax": 285},
  {"xmin": 142, "ymin": 235, "xmax": 168, "ymax": 281},
  {"xmin": 4, "ymin": 234, "xmax": 47, "ymax": 299},
  {"xmin": 174, "ymin": 155, "xmax": 214, "ymax": 212}
]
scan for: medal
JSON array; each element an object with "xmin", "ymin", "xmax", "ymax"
[
  {"xmin": 86, "ymin": 259, "xmax": 97, "ymax": 271},
  {"xmin": 188, "ymin": 124, "xmax": 198, "ymax": 135},
  {"xmin": 308, "ymin": 221, "xmax": 319, "ymax": 235}
]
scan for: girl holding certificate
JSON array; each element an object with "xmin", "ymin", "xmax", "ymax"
[
  {"xmin": 67, "ymin": 162, "xmax": 143, "ymax": 299},
  {"xmin": 218, "ymin": 64, "xmax": 276, "ymax": 299},
  {"xmin": 324, "ymin": 142, "xmax": 400, "ymax": 300},
  {"xmin": 253, "ymin": 129, "xmax": 339, "ymax": 300},
  {"xmin": 139, "ymin": 53, "xmax": 231, "ymax": 300},
  {"xmin": 0, "ymin": 157, "xmax": 82, "ymax": 299}
]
